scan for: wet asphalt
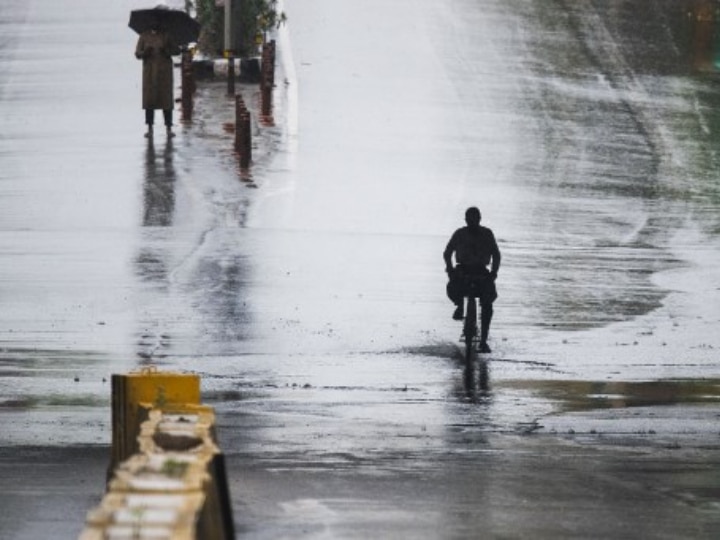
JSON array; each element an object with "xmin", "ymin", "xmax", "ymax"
[{"xmin": 1, "ymin": 0, "xmax": 720, "ymax": 538}]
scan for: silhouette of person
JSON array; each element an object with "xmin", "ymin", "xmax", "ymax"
[
  {"xmin": 443, "ymin": 207, "xmax": 501, "ymax": 353},
  {"xmin": 135, "ymin": 18, "xmax": 180, "ymax": 138}
]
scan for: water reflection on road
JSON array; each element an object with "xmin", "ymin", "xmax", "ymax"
[
  {"xmin": 142, "ymin": 139, "xmax": 176, "ymax": 228},
  {"xmin": 2, "ymin": 1, "xmax": 720, "ymax": 537},
  {"xmin": 487, "ymin": 0, "xmax": 720, "ymax": 331},
  {"xmin": 0, "ymin": 0, "xmax": 719, "ymax": 459}
]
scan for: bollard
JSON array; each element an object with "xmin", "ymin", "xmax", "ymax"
[
  {"xmin": 234, "ymin": 94, "xmax": 247, "ymax": 154},
  {"xmin": 234, "ymin": 95, "xmax": 252, "ymax": 169},
  {"xmin": 267, "ymin": 40, "xmax": 276, "ymax": 87},
  {"xmin": 259, "ymin": 40, "xmax": 276, "ymax": 122},
  {"xmin": 240, "ymin": 111, "xmax": 252, "ymax": 169},
  {"xmin": 227, "ymin": 55, "xmax": 235, "ymax": 96},
  {"xmin": 181, "ymin": 50, "xmax": 194, "ymax": 121},
  {"xmin": 260, "ymin": 80, "xmax": 272, "ymax": 120}
]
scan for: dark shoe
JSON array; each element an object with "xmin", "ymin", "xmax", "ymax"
[
  {"xmin": 479, "ymin": 341, "xmax": 491, "ymax": 353},
  {"xmin": 452, "ymin": 306, "xmax": 464, "ymax": 321}
]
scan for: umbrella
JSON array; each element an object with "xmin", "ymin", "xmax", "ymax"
[{"xmin": 128, "ymin": 6, "xmax": 200, "ymax": 46}]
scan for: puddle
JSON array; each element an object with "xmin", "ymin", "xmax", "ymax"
[
  {"xmin": 0, "ymin": 394, "xmax": 109, "ymax": 410},
  {"xmin": 498, "ymin": 379, "xmax": 720, "ymax": 412}
]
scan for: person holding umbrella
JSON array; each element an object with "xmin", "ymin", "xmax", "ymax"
[
  {"xmin": 130, "ymin": 6, "xmax": 200, "ymax": 137},
  {"xmin": 134, "ymin": 15, "xmax": 180, "ymax": 138}
]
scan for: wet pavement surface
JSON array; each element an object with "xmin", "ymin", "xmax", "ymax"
[{"xmin": 2, "ymin": 0, "xmax": 720, "ymax": 538}]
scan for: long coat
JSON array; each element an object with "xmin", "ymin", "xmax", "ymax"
[{"xmin": 135, "ymin": 30, "xmax": 179, "ymax": 110}]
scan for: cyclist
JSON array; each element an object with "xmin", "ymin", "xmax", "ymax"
[{"xmin": 443, "ymin": 207, "xmax": 501, "ymax": 353}]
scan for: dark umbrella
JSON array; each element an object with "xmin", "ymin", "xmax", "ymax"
[{"xmin": 128, "ymin": 6, "xmax": 200, "ymax": 46}]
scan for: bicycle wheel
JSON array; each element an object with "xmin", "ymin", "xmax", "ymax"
[{"xmin": 463, "ymin": 296, "xmax": 477, "ymax": 364}]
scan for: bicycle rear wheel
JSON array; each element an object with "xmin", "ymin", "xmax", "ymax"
[{"xmin": 463, "ymin": 296, "xmax": 477, "ymax": 364}]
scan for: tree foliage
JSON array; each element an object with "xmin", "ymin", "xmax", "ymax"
[{"xmin": 190, "ymin": 0, "xmax": 285, "ymax": 57}]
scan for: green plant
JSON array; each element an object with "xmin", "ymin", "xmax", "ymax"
[
  {"xmin": 191, "ymin": 0, "xmax": 285, "ymax": 57},
  {"xmin": 193, "ymin": 0, "xmax": 224, "ymax": 56},
  {"xmin": 256, "ymin": 0, "xmax": 288, "ymax": 35}
]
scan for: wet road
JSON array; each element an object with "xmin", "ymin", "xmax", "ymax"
[{"xmin": 2, "ymin": 0, "xmax": 720, "ymax": 538}]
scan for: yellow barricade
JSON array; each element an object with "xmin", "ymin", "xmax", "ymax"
[
  {"xmin": 110, "ymin": 367, "xmax": 201, "ymax": 472},
  {"xmin": 81, "ymin": 368, "xmax": 234, "ymax": 540}
]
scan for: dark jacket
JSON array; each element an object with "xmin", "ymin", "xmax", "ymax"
[{"xmin": 443, "ymin": 225, "xmax": 501, "ymax": 273}]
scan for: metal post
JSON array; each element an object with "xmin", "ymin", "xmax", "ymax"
[{"xmin": 224, "ymin": 0, "xmax": 232, "ymax": 54}]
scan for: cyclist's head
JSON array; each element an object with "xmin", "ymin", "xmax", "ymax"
[{"xmin": 465, "ymin": 207, "xmax": 481, "ymax": 228}]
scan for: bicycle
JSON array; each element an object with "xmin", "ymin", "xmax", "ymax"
[{"xmin": 459, "ymin": 273, "xmax": 490, "ymax": 365}]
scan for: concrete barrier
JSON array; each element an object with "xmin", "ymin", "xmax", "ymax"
[
  {"xmin": 82, "ymin": 368, "xmax": 234, "ymax": 540},
  {"xmin": 110, "ymin": 368, "xmax": 201, "ymax": 475}
]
